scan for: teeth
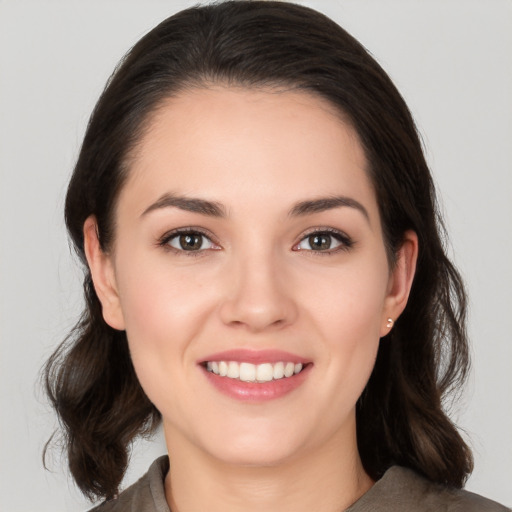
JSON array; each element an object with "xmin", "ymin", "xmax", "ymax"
[
  {"xmin": 227, "ymin": 361, "xmax": 239, "ymax": 378},
  {"xmin": 239, "ymin": 362, "xmax": 256, "ymax": 382},
  {"xmin": 256, "ymin": 363, "xmax": 273, "ymax": 382},
  {"xmin": 218, "ymin": 361, "xmax": 228, "ymax": 376},
  {"xmin": 206, "ymin": 361, "xmax": 303, "ymax": 382},
  {"xmin": 273, "ymin": 361, "xmax": 284, "ymax": 379}
]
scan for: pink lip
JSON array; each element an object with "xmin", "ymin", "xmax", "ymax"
[
  {"xmin": 199, "ymin": 349, "xmax": 307, "ymax": 365},
  {"xmin": 201, "ymin": 363, "xmax": 311, "ymax": 402},
  {"xmin": 198, "ymin": 349, "xmax": 312, "ymax": 402}
]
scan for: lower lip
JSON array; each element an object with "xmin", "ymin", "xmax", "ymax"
[{"xmin": 201, "ymin": 364, "xmax": 311, "ymax": 402}]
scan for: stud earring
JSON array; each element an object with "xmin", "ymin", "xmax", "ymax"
[{"xmin": 386, "ymin": 318, "xmax": 394, "ymax": 328}]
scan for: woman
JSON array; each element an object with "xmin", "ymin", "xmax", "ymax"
[{"xmin": 44, "ymin": 1, "xmax": 509, "ymax": 511}]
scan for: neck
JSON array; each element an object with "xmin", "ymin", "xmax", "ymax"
[{"xmin": 163, "ymin": 423, "xmax": 373, "ymax": 512}]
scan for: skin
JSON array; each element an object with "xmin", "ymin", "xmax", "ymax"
[{"xmin": 84, "ymin": 87, "xmax": 418, "ymax": 512}]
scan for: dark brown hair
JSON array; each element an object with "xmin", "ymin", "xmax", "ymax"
[{"xmin": 44, "ymin": 0, "xmax": 473, "ymax": 502}]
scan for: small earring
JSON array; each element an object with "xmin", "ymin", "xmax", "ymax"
[{"xmin": 386, "ymin": 318, "xmax": 394, "ymax": 328}]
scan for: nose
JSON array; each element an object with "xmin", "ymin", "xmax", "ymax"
[{"xmin": 218, "ymin": 249, "xmax": 298, "ymax": 333}]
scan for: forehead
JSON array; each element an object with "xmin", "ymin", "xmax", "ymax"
[{"xmin": 120, "ymin": 86, "xmax": 377, "ymax": 220}]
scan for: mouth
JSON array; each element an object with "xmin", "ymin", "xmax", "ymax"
[
  {"xmin": 203, "ymin": 360, "xmax": 305, "ymax": 383},
  {"xmin": 199, "ymin": 350, "xmax": 311, "ymax": 401}
]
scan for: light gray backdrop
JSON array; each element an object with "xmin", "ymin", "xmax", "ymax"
[{"xmin": 1, "ymin": 1, "xmax": 511, "ymax": 510}]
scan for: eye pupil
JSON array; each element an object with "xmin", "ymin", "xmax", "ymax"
[
  {"xmin": 309, "ymin": 234, "xmax": 331, "ymax": 250},
  {"xmin": 180, "ymin": 234, "xmax": 202, "ymax": 250}
]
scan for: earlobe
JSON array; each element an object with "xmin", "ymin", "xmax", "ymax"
[
  {"xmin": 381, "ymin": 230, "xmax": 418, "ymax": 336},
  {"xmin": 83, "ymin": 216, "xmax": 126, "ymax": 331}
]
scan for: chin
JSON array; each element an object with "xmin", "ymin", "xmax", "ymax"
[
  {"xmin": 208, "ymin": 440, "xmax": 299, "ymax": 468},
  {"xmin": 200, "ymin": 417, "xmax": 313, "ymax": 467}
]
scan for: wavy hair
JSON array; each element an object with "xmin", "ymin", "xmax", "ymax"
[{"xmin": 44, "ymin": 0, "xmax": 473, "ymax": 501}]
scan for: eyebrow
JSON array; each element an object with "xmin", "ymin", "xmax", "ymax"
[
  {"xmin": 141, "ymin": 193, "xmax": 226, "ymax": 217},
  {"xmin": 141, "ymin": 193, "xmax": 369, "ymax": 221},
  {"xmin": 289, "ymin": 196, "xmax": 369, "ymax": 221}
]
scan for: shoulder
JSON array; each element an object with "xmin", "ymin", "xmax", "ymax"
[
  {"xmin": 87, "ymin": 456, "xmax": 170, "ymax": 512},
  {"xmin": 347, "ymin": 466, "xmax": 510, "ymax": 512}
]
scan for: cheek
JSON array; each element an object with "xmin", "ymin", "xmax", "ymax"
[
  {"xmin": 115, "ymin": 249, "xmax": 215, "ymax": 336},
  {"xmin": 303, "ymin": 256, "xmax": 389, "ymax": 400},
  {"xmin": 305, "ymin": 256, "xmax": 390, "ymax": 340},
  {"xmin": 112, "ymin": 250, "xmax": 218, "ymax": 383},
  {"xmin": 113, "ymin": 257, "xmax": 220, "ymax": 421}
]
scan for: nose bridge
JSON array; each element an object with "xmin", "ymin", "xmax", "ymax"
[{"xmin": 219, "ymin": 241, "xmax": 297, "ymax": 331}]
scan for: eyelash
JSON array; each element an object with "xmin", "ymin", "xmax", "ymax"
[
  {"xmin": 157, "ymin": 227, "xmax": 354, "ymax": 256},
  {"xmin": 293, "ymin": 227, "xmax": 354, "ymax": 255},
  {"xmin": 157, "ymin": 227, "xmax": 219, "ymax": 257}
]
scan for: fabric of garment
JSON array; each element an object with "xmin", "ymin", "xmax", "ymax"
[{"xmin": 88, "ymin": 456, "xmax": 510, "ymax": 512}]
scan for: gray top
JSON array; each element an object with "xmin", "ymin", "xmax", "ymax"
[{"xmin": 89, "ymin": 456, "xmax": 510, "ymax": 511}]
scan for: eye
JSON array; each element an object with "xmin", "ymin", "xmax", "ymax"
[
  {"xmin": 163, "ymin": 230, "xmax": 218, "ymax": 252},
  {"xmin": 294, "ymin": 230, "xmax": 352, "ymax": 253}
]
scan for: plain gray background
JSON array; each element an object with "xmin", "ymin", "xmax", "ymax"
[{"xmin": 1, "ymin": 1, "xmax": 511, "ymax": 510}]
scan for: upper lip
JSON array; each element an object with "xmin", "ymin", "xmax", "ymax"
[{"xmin": 199, "ymin": 349, "xmax": 308, "ymax": 365}]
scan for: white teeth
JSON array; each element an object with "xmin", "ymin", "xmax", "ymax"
[
  {"xmin": 284, "ymin": 362, "xmax": 294, "ymax": 377},
  {"xmin": 227, "ymin": 361, "xmax": 239, "ymax": 378},
  {"xmin": 273, "ymin": 362, "xmax": 284, "ymax": 379},
  {"xmin": 218, "ymin": 360, "xmax": 228, "ymax": 376},
  {"xmin": 256, "ymin": 363, "xmax": 273, "ymax": 382},
  {"xmin": 206, "ymin": 360, "xmax": 304, "ymax": 382},
  {"xmin": 239, "ymin": 362, "xmax": 256, "ymax": 382}
]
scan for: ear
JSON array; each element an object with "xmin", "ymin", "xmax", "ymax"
[
  {"xmin": 83, "ymin": 215, "xmax": 126, "ymax": 330},
  {"xmin": 380, "ymin": 230, "xmax": 418, "ymax": 337}
]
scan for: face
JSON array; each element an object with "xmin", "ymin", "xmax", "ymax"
[{"xmin": 86, "ymin": 86, "xmax": 416, "ymax": 468}]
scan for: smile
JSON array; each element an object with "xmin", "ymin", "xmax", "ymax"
[
  {"xmin": 206, "ymin": 361, "xmax": 303, "ymax": 382},
  {"xmin": 200, "ymin": 349, "xmax": 311, "ymax": 401}
]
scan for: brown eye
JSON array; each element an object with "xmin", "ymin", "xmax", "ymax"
[
  {"xmin": 167, "ymin": 232, "xmax": 215, "ymax": 251},
  {"xmin": 308, "ymin": 234, "xmax": 331, "ymax": 250},
  {"xmin": 295, "ymin": 230, "xmax": 352, "ymax": 253},
  {"xmin": 179, "ymin": 234, "xmax": 203, "ymax": 250}
]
